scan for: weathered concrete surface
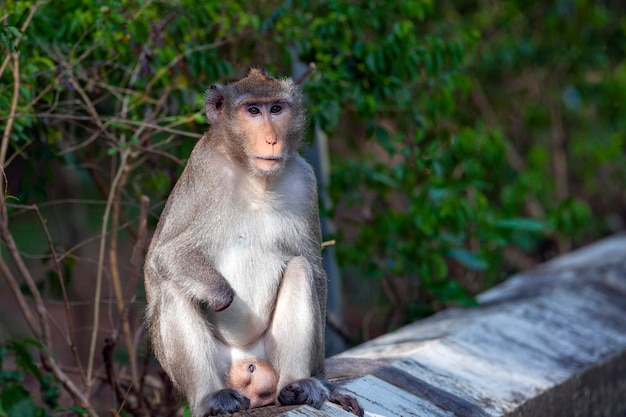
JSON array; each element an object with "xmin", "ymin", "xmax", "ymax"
[
  {"xmin": 328, "ymin": 234, "xmax": 626, "ymax": 417},
  {"xmin": 225, "ymin": 235, "xmax": 626, "ymax": 416}
]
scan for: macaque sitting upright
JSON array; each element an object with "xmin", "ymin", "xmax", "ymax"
[{"xmin": 143, "ymin": 68, "xmax": 363, "ymax": 417}]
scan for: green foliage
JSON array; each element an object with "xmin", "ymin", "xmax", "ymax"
[
  {"xmin": 449, "ymin": 0, "xmax": 623, "ymax": 237},
  {"xmin": 0, "ymin": 6, "xmax": 27, "ymax": 52},
  {"xmin": 0, "ymin": 0, "xmax": 623, "ymax": 390},
  {"xmin": 0, "ymin": 339, "xmax": 61, "ymax": 417}
]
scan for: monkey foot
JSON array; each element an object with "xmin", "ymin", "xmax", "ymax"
[
  {"xmin": 278, "ymin": 377, "xmax": 330, "ymax": 409},
  {"xmin": 204, "ymin": 388, "xmax": 250, "ymax": 416}
]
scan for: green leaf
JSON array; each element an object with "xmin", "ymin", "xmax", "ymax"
[
  {"xmin": 495, "ymin": 218, "xmax": 547, "ymax": 232},
  {"xmin": 63, "ymin": 406, "xmax": 90, "ymax": 415},
  {"xmin": 369, "ymin": 172, "xmax": 398, "ymax": 188},
  {"xmin": 9, "ymin": 340, "xmax": 42, "ymax": 382},
  {"xmin": 0, "ymin": 384, "xmax": 35, "ymax": 417},
  {"xmin": 446, "ymin": 248, "xmax": 488, "ymax": 271},
  {"xmin": 16, "ymin": 8, "xmax": 30, "ymax": 28}
]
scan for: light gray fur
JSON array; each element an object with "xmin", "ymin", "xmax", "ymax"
[{"xmin": 144, "ymin": 69, "xmax": 352, "ymax": 417}]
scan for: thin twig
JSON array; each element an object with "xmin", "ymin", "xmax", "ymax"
[
  {"xmin": 33, "ymin": 205, "xmax": 87, "ymax": 388},
  {"xmin": 0, "ymin": 257, "xmax": 40, "ymax": 337},
  {"xmin": 126, "ymin": 195, "xmax": 149, "ymax": 302},
  {"xmin": 108, "ymin": 41, "xmax": 150, "ymax": 393},
  {"xmin": 67, "ymin": 76, "xmax": 118, "ymax": 143},
  {"xmin": 108, "ymin": 160, "xmax": 141, "ymax": 392},
  {"xmin": 295, "ymin": 62, "xmax": 317, "ymax": 86},
  {"xmin": 0, "ymin": 204, "xmax": 51, "ymax": 345},
  {"xmin": 0, "ymin": 3, "xmax": 44, "ymax": 78},
  {"xmin": 4, "ymin": 136, "xmax": 32, "ymax": 167},
  {"xmin": 145, "ymin": 41, "xmax": 231, "ymax": 94},
  {"xmin": 0, "ymin": 113, "xmax": 203, "ymax": 140},
  {"xmin": 87, "ymin": 148, "xmax": 130, "ymax": 388},
  {"xmin": 0, "ymin": 200, "xmax": 97, "ymax": 414},
  {"xmin": 321, "ymin": 239, "xmax": 336, "ymax": 248},
  {"xmin": 1, "ymin": 52, "xmax": 20, "ymax": 167}
]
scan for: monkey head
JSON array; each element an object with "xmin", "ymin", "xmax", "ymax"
[{"xmin": 204, "ymin": 68, "xmax": 306, "ymax": 177}]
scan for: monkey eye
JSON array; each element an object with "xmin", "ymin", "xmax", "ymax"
[
  {"xmin": 270, "ymin": 105, "xmax": 282, "ymax": 114},
  {"xmin": 248, "ymin": 106, "xmax": 261, "ymax": 115},
  {"xmin": 247, "ymin": 364, "xmax": 256, "ymax": 373}
]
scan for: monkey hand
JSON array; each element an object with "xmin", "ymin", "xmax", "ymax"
[
  {"xmin": 201, "ymin": 277, "xmax": 235, "ymax": 312},
  {"xmin": 277, "ymin": 377, "xmax": 330, "ymax": 409},
  {"xmin": 204, "ymin": 388, "xmax": 250, "ymax": 416}
]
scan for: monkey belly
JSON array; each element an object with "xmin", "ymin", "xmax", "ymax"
[
  {"xmin": 209, "ymin": 250, "xmax": 285, "ymax": 347},
  {"xmin": 209, "ymin": 298, "xmax": 272, "ymax": 347}
]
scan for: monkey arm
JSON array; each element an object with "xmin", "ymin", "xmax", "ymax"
[
  {"xmin": 151, "ymin": 242, "xmax": 234, "ymax": 311},
  {"xmin": 306, "ymin": 201, "xmax": 328, "ymax": 376}
]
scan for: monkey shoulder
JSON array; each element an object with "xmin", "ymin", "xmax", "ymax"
[{"xmin": 287, "ymin": 154, "xmax": 316, "ymax": 183}]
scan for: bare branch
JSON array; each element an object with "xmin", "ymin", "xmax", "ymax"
[
  {"xmin": 0, "ymin": 3, "xmax": 45, "ymax": 78},
  {"xmin": 0, "ymin": 113, "xmax": 203, "ymax": 140},
  {"xmin": 295, "ymin": 62, "xmax": 317, "ymax": 86},
  {"xmin": 33, "ymin": 205, "xmax": 87, "ymax": 388},
  {"xmin": 1, "ymin": 52, "xmax": 20, "ymax": 167},
  {"xmin": 0, "ymin": 256, "xmax": 40, "ymax": 337},
  {"xmin": 145, "ymin": 40, "xmax": 231, "ymax": 94},
  {"xmin": 0, "ymin": 197, "xmax": 98, "ymax": 414},
  {"xmin": 87, "ymin": 148, "xmax": 131, "ymax": 387}
]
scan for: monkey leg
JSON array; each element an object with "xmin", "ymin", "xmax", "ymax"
[
  {"xmin": 265, "ymin": 256, "xmax": 330, "ymax": 409},
  {"xmin": 264, "ymin": 257, "xmax": 364, "ymax": 416},
  {"xmin": 152, "ymin": 282, "xmax": 249, "ymax": 417}
]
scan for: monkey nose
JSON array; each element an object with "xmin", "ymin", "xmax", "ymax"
[{"xmin": 265, "ymin": 135, "xmax": 278, "ymax": 145}]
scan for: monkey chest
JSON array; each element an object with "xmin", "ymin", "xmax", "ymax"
[{"xmin": 208, "ymin": 210, "xmax": 306, "ymax": 343}]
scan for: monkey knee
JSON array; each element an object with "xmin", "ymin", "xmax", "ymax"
[
  {"xmin": 284, "ymin": 256, "xmax": 313, "ymax": 279},
  {"xmin": 287, "ymin": 255, "xmax": 307, "ymax": 267}
]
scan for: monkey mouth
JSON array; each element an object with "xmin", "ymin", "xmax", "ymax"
[
  {"xmin": 253, "ymin": 156, "xmax": 284, "ymax": 173},
  {"xmin": 255, "ymin": 156, "xmax": 282, "ymax": 161}
]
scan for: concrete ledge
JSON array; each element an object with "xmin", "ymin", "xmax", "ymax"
[{"xmin": 288, "ymin": 234, "xmax": 626, "ymax": 416}]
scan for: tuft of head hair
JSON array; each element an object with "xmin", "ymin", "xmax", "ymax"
[{"xmin": 226, "ymin": 68, "xmax": 301, "ymax": 108}]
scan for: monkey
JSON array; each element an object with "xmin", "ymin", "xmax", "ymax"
[
  {"xmin": 226, "ymin": 359, "xmax": 277, "ymax": 409},
  {"xmin": 144, "ymin": 68, "xmax": 363, "ymax": 417}
]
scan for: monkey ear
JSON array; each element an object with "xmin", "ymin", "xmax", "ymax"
[{"xmin": 205, "ymin": 84, "xmax": 225, "ymax": 124}]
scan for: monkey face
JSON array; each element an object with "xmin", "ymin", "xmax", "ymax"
[
  {"xmin": 204, "ymin": 69, "xmax": 305, "ymax": 178},
  {"xmin": 236, "ymin": 101, "xmax": 293, "ymax": 176}
]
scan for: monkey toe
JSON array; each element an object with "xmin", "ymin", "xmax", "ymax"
[
  {"xmin": 278, "ymin": 378, "xmax": 329, "ymax": 409},
  {"xmin": 330, "ymin": 389, "xmax": 364, "ymax": 417},
  {"xmin": 205, "ymin": 388, "xmax": 250, "ymax": 416}
]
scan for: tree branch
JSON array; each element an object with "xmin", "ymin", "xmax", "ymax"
[{"xmin": 1, "ymin": 52, "xmax": 20, "ymax": 167}]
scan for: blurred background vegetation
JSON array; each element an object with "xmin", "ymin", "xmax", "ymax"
[{"xmin": 1, "ymin": 0, "xmax": 624, "ymax": 415}]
